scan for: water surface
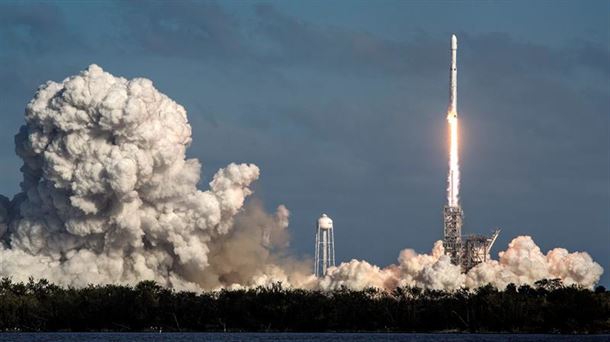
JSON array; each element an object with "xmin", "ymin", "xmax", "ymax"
[{"xmin": 1, "ymin": 333, "xmax": 608, "ymax": 342}]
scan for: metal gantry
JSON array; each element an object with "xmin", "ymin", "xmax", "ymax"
[
  {"xmin": 461, "ymin": 229, "xmax": 501, "ymax": 271},
  {"xmin": 443, "ymin": 205, "xmax": 464, "ymax": 266},
  {"xmin": 443, "ymin": 204, "xmax": 501, "ymax": 271}
]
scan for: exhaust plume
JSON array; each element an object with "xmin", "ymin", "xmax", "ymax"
[{"xmin": 447, "ymin": 113, "xmax": 460, "ymax": 207}]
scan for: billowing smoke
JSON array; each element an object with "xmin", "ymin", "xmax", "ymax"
[
  {"xmin": 0, "ymin": 65, "xmax": 307, "ymax": 290},
  {"xmin": 0, "ymin": 65, "xmax": 603, "ymax": 291},
  {"xmin": 319, "ymin": 236, "xmax": 603, "ymax": 291}
]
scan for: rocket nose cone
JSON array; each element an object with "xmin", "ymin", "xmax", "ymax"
[{"xmin": 451, "ymin": 34, "xmax": 458, "ymax": 49}]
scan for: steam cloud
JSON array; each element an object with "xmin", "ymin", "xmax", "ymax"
[
  {"xmin": 0, "ymin": 66, "xmax": 603, "ymax": 291},
  {"xmin": 320, "ymin": 237, "xmax": 603, "ymax": 291},
  {"xmin": 0, "ymin": 65, "xmax": 309, "ymax": 290}
]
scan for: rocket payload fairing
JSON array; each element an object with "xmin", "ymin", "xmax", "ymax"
[{"xmin": 449, "ymin": 34, "xmax": 458, "ymax": 117}]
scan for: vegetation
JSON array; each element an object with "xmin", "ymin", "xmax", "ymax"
[{"xmin": 1, "ymin": 277, "xmax": 608, "ymax": 333}]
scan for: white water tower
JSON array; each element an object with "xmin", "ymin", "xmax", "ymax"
[{"xmin": 314, "ymin": 213, "xmax": 335, "ymax": 277}]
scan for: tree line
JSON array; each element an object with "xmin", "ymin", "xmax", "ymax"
[{"xmin": 1, "ymin": 277, "xmax": 608, "ymax": 333}]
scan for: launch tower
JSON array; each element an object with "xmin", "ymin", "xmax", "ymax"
[
  {"xmin": 443, "ymin": 34, "xmax": 499, "ymax": 271},
  {"xmin": 443, "ymin": 34, "xmax": 465, "ymax": 266},
  {"xmin": 443, "ymin": 205, "xmax": 463, "ymax": 265},
  {"xmin": 314, "ymin": 213, "xmax": 335, "ymax": 277}
]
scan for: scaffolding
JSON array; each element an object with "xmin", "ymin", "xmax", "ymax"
[
  {"xmin": 443, "ymin": 205, "xmax": 501, "ymax": 272},
  {"xmin": 462, "ymin": 229, "xmax": 501, "ymax": 271},
  {"xmin": 443, "ymin": 205, "xmax": 464, "ymax": 266}
]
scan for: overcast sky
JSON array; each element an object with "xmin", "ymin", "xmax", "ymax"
[{"xmin": 1, "ymin": 0, "xmax": 608, "ymax": 285}]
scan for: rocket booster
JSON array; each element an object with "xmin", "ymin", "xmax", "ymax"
[
  {"xmin": 449, "ymin": 34, "xmax": 458, "ymax": 117},
  {"xmin": 447, "ymin": 34, "xmax": 460, "ymax": 209}
]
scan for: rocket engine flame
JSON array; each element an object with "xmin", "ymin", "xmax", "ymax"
[{"xmin": 447, "ymin": 112, "xmax": 460, "ymax": 207}]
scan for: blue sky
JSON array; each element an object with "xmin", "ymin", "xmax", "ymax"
[{"xmin": 1, "ymin": 0, "xmax": 608, "ymax": 285}]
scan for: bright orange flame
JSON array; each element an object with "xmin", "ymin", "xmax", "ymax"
[{"xmin": 447, "ymin": 111, "xmax": 460, "ymax": 207}]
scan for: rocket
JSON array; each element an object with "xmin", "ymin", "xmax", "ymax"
[{"xmin": 449, "ymin": 34, "xmax": 458, "ymax": 118}]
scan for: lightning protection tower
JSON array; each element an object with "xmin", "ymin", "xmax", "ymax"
[{"xmin": 314, "ymin": 213, "xmax": 335, "ymax": 277}]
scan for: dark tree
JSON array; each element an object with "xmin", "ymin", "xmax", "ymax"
[{"xmin": 0, "ymin": 277, "xmax": 608, "ymax": 333}]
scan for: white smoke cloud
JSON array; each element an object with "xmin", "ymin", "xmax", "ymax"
[
  {"xmin": 319, "ymin": 236, "xmax": 603, "ymax": 291},
  {"xmin": 465, "ymin": 236, "xmax": 604, "ymax": 289},
  {"xmin": 0, "ymin": 65, "xmax": 603, "ymax": 292},
  {"xmin": 0, "ymin": 65, "xmax": 296, "ymax": 290}
]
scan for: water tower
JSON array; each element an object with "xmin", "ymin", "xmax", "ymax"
[{"xmin": 314, "ymin": 213, "xmax": 335, "ymax": 277}]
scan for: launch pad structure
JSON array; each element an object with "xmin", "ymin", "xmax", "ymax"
[
  {"xmin": 443, "ymin": 205, "xmax": 464, "ymax": 266},
  {"xmin": 443, "ymin": 34, "xmax": 500, "ymax": 272},
  {"xmin": 443, "ymin": 204, "xmax": 501, "ymax": 271},
  {"xmin": 462, "ymin": 230, "xmax": 500, "ymax": 271}
]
